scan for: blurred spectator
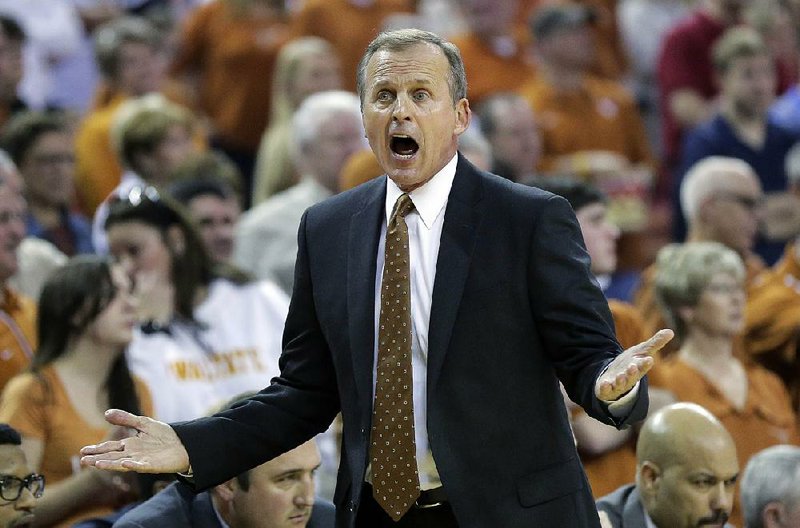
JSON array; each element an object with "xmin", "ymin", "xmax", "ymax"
[
  {"xmin": 0, "ymin": 424, "xmax": 41, "ymax": 528},
  {"xmin": 288, "ymin": 0, "xmax": 415, "ymax": 93},
  {"xmin": 617, "ymin": 0, "xmax": 691, "ymax": 158},
  {"xmin": 0, "ymin": 256, "xmax": 152, "ymax": 526},
  {"xmin": 168, "ymin": 152, "xmax": 243, "ymax": 265},
  {"xmin": 236, "ymin": 91, "xmax": 365, "ymax": 295},
  {"xmin": 650, "ymin": 241, "xmax": 799, "ymax": 528},
  {"xmin": 531, "ymin": 176, "xmax": 646, "ymax": 498},
  {"xmin": 657, "ymin": 0, "xmax": 744, "ymax": 180},
  {"xmin": 105, "ymin": 187, "xmax": 289, "ymax": 422},
  {"xmin": 91, "ymin": 93, "xmax": 199, "ymax": 255},
  {"xmin": 0, "ymin": 2, "xmax": 83, "ymax": 111},
  {"xmin": 475, "ymin": 92, "xmax": 540, "ymax": 182},
  {"xmin": 0, "ymin": 157, "xmax": 34, "ymax": 394},
  {"xmin": 169, "ymin": 0, "xmax": 292, "ymax": 198},
  {"xmin": 745, "ymin": 0, "xmax": 799, "ymax": 94},
  {"xmin": 676, "ymin": 27, "xmax": 799, "ymax": 265},
  {"xmin": 0, "ymin": 16, "xmax": 27, "ymax": 129},
  {"xmin": 740, "ymin": 445, "xmax": 800, "ymax": 528},
  {"xmin": 635, "ymin": 156, "xmax": 765, "ymax": 340},
  {"xmin": 0, "ymin": 111, "xmax": 92, "ymax": 256},
  {"xmin": 115, "ymin": 439, "xmax": 333, "ymax": 527},
  {"xmin": 252, "ymin": 37, "xmax": 342, "ymax": 204},
  {"xmin": 597, "ymin": 402, "xmax": 739, "ymax": 528},
  {"xmin": 456, "ymin": 124, "xmax": 492, "ymax": 172},
  {"xmin": 449, "ymin": 0, "xmax": 536, "ymax": 107},
  {"xmin": 520, "ymin": 3, "xmax": 654, "ymax": 176},
  {"xmin": 74, "ymin": 16, "xmax": 170, "ymax": 216}
]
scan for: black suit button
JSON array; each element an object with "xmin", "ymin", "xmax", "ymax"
[{"xmin": 347, "ymin": 500, "xmax": 356, "ymax": 512}]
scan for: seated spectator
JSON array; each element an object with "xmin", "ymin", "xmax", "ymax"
[
  {"xmin": 676, "ymin": 27, "xmax": 799, "ymax": 264},
  {"xmin": 114, "ymin": 392, "xmax": 334, "ymax": 528},
  {"xmin": 168, "ymin": 152, "xmax": 242, "ymax": 266},
  {"xmin": 634, "ymin": 156, "xmax": 765, "ymax": 342},
  {"xmin": 105, "ymin": 187, "xmax": 289, "ymax": 422},
  {"xmin": 597, "ymin": 402, "xmax": 738, "ymax": 528},
  {"xmin": 0, "ymin": 16, "xmax": 26, "ymax": 129},
  {"xmin": 0, "ymin": 424, "xmax": 42, "ymax": 528},
  {"xmin": 252, "ymin": 37, "xmax": 342, "ymax": 205},
  {"xmin": 91, "ymin": 93, "xmax": 199, "ymax": 254},
  {"xmin": 74, "ymin": 16, "xmax": 170, "ymax": 216},
  {"xmin": 519, "ymin": 3, "xmax": 654, "ymax": 176},
  {"xmin": 475, "ymin": 93, "xmax": 540, "ymax": 182},
  {"xmin": 448, "ymin": 0, "xmax": 536, "ymax": 107},
  {"xmin": 740, "ymin": 445, "xmax": 800, "ymax": 528},
  {"xmin": 456, "ymin": 124, "xmax": 492, "ymax": 172},
  {"xmin": 530, "ymin": 177, "xmax": 646, "ymax": 497},
  {"xmin": 0, "ymin": 157, "xmax": 34, "ymax": 393},
  {"xmin": 0, "ymin": 256, "xmax": 152, "ymax": 526},
  {"xmin": 0, "ymin": 111, "xmax": 92, "ymax": 255},
  {"xmin": 650, "ymin": 241, "xmax": 800, "ymax": 527},
  {"xmin": 235, "ymin": 91, "xmax": 365, "ymax": 295}
]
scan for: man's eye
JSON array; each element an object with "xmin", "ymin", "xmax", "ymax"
[
  {"xmin": 377, "ymin": 91, "xmax": 392, "ymax": 102},
  {"xmin": 413, "ymin": 91, "xmax": 428, "ymax": 101}
]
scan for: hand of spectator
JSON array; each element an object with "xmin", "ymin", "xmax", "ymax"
[
  {"xmin": 595, "ymin": 329, "xmax": 673, "ymax": 402},
  {"xmin": 80, "ymin": 409, "xmax": 190, "ymax": 474}
]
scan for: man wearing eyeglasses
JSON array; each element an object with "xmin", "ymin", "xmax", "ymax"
[{"xmin": 0, "ymin": 423, "xmax": 43, "ymax": 528}]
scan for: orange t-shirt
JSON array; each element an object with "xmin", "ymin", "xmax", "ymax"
[
  {"xmin": 518, "ymin": 75, "xmax": 653, "ymax": 172},
  {"xmin": 0, "ymin": 287, "xmax": 36, "ymax": 394},
  {"xmin": 648, "ymin": 357, "xmax": 800, "ymax": 528},
  {"xmin": 0, "ymin": 367, "xmax": 153, "ymax": 527}
]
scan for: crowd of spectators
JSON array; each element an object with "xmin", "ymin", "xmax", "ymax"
[{"xmin": 0, "ymin": 0, "xmax": 797, "ymax": 526}]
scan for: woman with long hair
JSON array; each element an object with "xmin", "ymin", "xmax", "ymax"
[
  {"xmin": 104, "ymin": 185, "xmax": 289, "ymax": 423},
  {"xmin": 0, "ymin": 256, "xmax": 150, "ymax": 527}
]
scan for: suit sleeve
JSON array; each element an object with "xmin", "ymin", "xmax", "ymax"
[{"xmin": 172, "ymin": 211, "xmax": 341, "ymax": 491}]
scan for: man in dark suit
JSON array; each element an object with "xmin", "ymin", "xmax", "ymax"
[
  {"xmin": 597, "ymin": 403, "xmax": 738, "ymax": 528},
  {"xmin": 81, "ymin": 29, "xmax": 672, "ymax": 527},
  {"xmin": 113, "ymin": 440, "xmax": 335, "ymax": 528}
]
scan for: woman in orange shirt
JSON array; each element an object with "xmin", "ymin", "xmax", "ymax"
[{"xmin": 0, "ymin": 256, "xmax": 151, "ymax": 527}]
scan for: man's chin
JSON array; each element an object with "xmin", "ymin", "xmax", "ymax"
[{"xmin": 10, "ymin": 513, "xmax": 35, "ymax": 528}]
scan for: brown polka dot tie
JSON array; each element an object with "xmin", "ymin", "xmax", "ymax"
[{"xmin": 370, "ymin": 193, "xmax": 420, "ymax": 521}]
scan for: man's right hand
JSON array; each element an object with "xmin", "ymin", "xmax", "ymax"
[{"xmin": 79, "ymin": 409, "xmax": 190, "ymax": 474}]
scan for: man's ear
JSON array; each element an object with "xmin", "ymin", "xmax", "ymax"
[
  {"xmin": 214, "ymin": 479, "xmax": 236, "ymax": 502},
  {"xmin": 166, "ymin": 225, "xmax": 186, "ymax": 256},
  {"xmin": 638, "ymin": 461, "xmax": 662, "ymax": 494},
  {"xmin": 762, "ymin": 501, "xmax": 785, "ymax": 528},
  {"xmin": 454, "ymin": 98, "xmax": 471, "ymax": 136}
]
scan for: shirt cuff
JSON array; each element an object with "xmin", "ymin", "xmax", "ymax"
[{"xmin": 605, "ymin": 382, "xmax": 640, "ymax": 417}]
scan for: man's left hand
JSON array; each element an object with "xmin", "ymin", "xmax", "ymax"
[{"xmin": 595, "ymin": 329, "xmax": 673, "ymax": 402}]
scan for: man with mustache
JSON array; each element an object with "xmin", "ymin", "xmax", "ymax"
[{"xmin": 597, "ymin": 402, "xmax": 738, "ymax": 528}]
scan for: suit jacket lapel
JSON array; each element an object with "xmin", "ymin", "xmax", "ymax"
[
  {"xmin": 347, "ymin": 178, "xmax": 386, "ymax": 406},
  {"xmin": 427, "ymin": 154, "xmax": 482, "ymax": 390},
  {"xmin": 624, "ymin": 486, "xmax": 648, "ymax": 527}
]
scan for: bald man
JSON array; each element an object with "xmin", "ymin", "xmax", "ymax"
[{"xmin": 596, "ymin": 402, "xmax": 739, "ymax": 528}]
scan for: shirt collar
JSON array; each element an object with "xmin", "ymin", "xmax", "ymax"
[{"xmin": 385, "ymin": 153, "xmax": 458, "ymax": 230}]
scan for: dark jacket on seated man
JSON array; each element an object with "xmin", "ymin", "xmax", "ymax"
[{"xmin": 111, "ymin": 482, "xmax": 335, "ymax": 528}]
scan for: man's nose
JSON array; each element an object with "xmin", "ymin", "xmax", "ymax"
[
  {"xmin": 294, "ymin": 478, "xmax": 315, "ymax": 507},
  {"xmin": 15, "ymin": 486, "xmax": 36, "ymax": 511},
  {"xmin": 710, "ymin": 483, "xmax": 733, "ymax": 512},
  {"xmin": 392, "ymin": 94, "xmax": 412, "ymax": 121}
]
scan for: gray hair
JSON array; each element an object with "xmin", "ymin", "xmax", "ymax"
[
  {"xmin": 356, "ymin": 28, "xmax": 467, "ymax": 107},
  {"xmin": 654, "ymin": 242, "xmax": 745, "ymax": 341},
  {"xmin": 291, "ymin": 90, "xmax": 363, "ymax": 162},
  {"xmin": 94, "ymin": 16, "xmax": 161, "ymax": 78},
  {"xmin": 680, "ymin": 156, "xmax": 759, "ymax": 223},
  {"xmin": 741, "ymin": 445, "xmax": 800, "ymax": 528}
]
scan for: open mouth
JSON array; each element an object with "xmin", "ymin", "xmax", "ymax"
[{"xmin": 390, "ymin": 135, "xmax": 419, "ymax": 158}]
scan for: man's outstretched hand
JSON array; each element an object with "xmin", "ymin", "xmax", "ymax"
[
  {"xmin": 595, "ymin": 329, "xmax": 674, "ymax": 402},
  {"xmin": 80, "ymin": 409, "xmax": 190, "ymax": 474}
]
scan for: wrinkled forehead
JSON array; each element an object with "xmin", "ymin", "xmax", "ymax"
[{"xmin": 366, "ymin": 43, "xmax": 450, "ymax": 84}]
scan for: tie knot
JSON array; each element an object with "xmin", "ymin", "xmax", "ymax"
[{"xmin": 392, "ymin": 193, "xmax": 416, "ymax": 221}]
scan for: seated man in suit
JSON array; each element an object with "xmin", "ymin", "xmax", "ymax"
[
  {"xmin": 740, "ymin": 445, "xmax": 800, "ymax": 528},
  {"xmin": 597, "ymin": 402, "xmax": 738, "ymax": 528},
  {"xmin": 0, "ymin": 423, "xmax": 42, "ymax": 528},
  {"xmin": 113, "ymin": 439, "xmax": 334, "ymax": 528}
]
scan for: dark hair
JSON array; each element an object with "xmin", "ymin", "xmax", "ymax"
[
  {"xmin": 0, "ymin": 424, "xmax": 21, "ymax": 446},
  {"xmin": 33, "ymin": 256, "xmax": 141, "ymax": 415},
  {"xmin": 93, "ymin": 16, "xmax": 161, "ymax": 79},
  {"xmin": 0, "ymin": 16, "xmax": 25, "ymax": 42},
  {"xmin": 356, "ymin": 29, "xmax": 467, "ymax": 107},
  {"xmin": 167, "ymin": 151, "xmax": 242, "ymax": 206},
  {"xmin": 523, "ymin": 176, "xmax": 607, "ymax": 212},
  {"xmin": 0, "ymin": 111, "xmax": 69, "ymax": 166},
  {"xmin": 105, "ymin": 187, "xmax": 246, "ymax": 323}
]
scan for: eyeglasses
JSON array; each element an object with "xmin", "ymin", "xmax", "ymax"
[
  {"xmin": 119, "ymin": 185, "xmax": 160, "ymax": 207},
  {"xmin": 0, "ymin": 474, "xmax": 44, "ymax": 502}
]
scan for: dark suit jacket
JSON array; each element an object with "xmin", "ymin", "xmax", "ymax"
[
  {"xmin": 173, "ymin": 154, "xmax": 648, "ymax": 527},
  {"xmin": 596, "ymin": 484, "xmax": 733, "ymax": 528},
  {"xmin": 111, "ymin": 482, "xmax": 335, "ymax": 528}
]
